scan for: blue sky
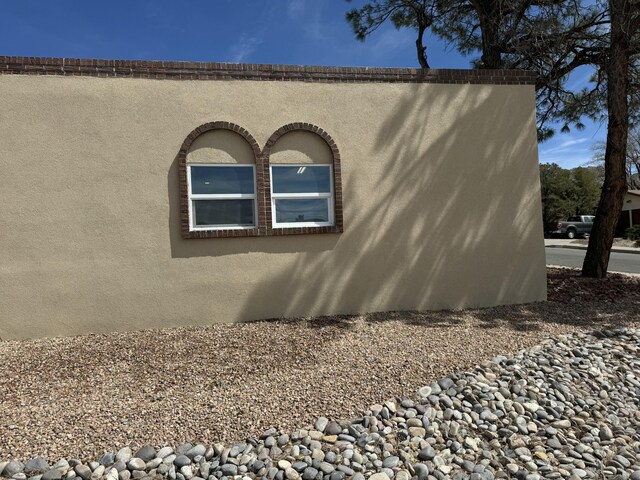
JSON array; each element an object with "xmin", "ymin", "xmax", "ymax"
[{"xmin": 0, "ymin": 0, "xmax": 604, "ymax": 169}]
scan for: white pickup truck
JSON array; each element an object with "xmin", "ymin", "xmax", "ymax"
[{"xmin": 552, "ymin": 215, "xmax": 595, "ymax": 239}]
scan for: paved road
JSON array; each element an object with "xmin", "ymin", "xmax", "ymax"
[{"xmin": 545, "ymin": 247, "xmax": 640, "ymax": 274}]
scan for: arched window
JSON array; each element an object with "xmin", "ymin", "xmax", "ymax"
[
  {"xmin": 263, "ymin": 123, "xmax": 343, "ymax": 235},
  {"xmin": 178, "ymin": 122, "xmax": 342, "ymax": 238},
  {"xmin": 178, "ymin": 122, "xmax": 264, "ymax": 239}
]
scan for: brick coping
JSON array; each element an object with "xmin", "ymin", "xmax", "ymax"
[{"xmin": 0, "ymin": 56, "xmax": 536, "ymax": 85}]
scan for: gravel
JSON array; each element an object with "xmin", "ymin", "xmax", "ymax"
[{"xmin": 0, "ymin": 267, "xmax": 639, "ymax": 469}]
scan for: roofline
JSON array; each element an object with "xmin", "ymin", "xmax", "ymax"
[
  {"xmin": 627, "ymin": 190, "xmax": 640, "ymax": 197},
  {"xmin": 0, "ymin": 55, "xmax": 537, "ymax": 86}
]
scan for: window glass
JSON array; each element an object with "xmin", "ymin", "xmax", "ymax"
[
  {"xmin": 274, "ymin": 199, "xmax": 330, "ymax": 224},
  {"xmin": 272, "ymin": 166, "xmax": 331, "ymax": 194},
  {"xmin": 190, "ymin": 166, "xmax": 255, "ymax": 195},
  {"xmin": 193, "ymin": 200, "xmax": 255, "ymax": 227}
]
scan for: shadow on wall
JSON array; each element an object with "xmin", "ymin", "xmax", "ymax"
[{"xmin": 169, "ymin": 83, "xmax": 545, "ymax": 321}]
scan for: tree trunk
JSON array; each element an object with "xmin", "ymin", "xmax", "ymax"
[
  {"xmin": 416, "ymin": 24, "xmax": 430, "ymax": 68},
  {"xmin": 581, "ymin": 0, "xmax": 631, "ymax": 278},
  {"xmin": 472, "ymin": 0, "xmax": 503, "ymax": 68}
]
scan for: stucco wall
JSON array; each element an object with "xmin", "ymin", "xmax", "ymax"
[{"xmin": 0, "ymin": 74, "xmax": 546, "ymax": 339}]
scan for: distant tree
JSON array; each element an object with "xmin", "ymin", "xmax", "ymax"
[
  {"xmin": 539, "ymin": 164, "xmax": 601, "ymax": 231},
  {"xmin": 570, "ymin": 167, "xmax": 601, "ymax": 215},
  {"xmin": 591, "ymin": 127, "xmax": 640, "ymax": 190},
  {"xmin": 539, "ymin": 163, "xmax": 576, "ymax": 229}
]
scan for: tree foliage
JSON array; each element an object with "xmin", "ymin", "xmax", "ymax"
[
  {"xmin": 591, "ymin": 127, "xmax": 640, "ymax": 189},
  {"xmin": 539, "ymin": 163, "xmax": 601, "ymax": 230}
]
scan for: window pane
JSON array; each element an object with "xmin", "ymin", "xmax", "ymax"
[
  {"xmin": 190, "ymin": 166, "xmax": 255, "ymax": 195},
  {"xmin": 193, "ymin": 200, "xmax": 255, "ymax": 227},
  {"xmin": 272, "ymin": 166, "xmax": 331, "ymax": 194},
  {"xmin": 274, "ymin": 199, "xmax": 329, "ymax": 224}
]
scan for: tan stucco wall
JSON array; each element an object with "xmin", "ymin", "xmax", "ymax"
[
  {"xmin": 270, "ymin": 131, "xmax": 333, "ymax": 164},
  {"xmin": 187, "ymin": 130, "xmax": 255, "ymax": 164},
  {"xmin": 0, "ymin": 75, "xmax": 546, "ymax": 340}
]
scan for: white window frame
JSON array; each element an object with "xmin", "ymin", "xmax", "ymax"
[
  {"xmin": 270, "ymin": 164, "xmax": 334, "ymax": 228},
  {"xmin": 187, "ymin": 164, "xmax": 258, "ymax": 231}
]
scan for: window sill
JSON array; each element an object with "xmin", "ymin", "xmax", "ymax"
[{"xmin": 182, "ymin": 225, "xmax": 343, "ymax": 239}]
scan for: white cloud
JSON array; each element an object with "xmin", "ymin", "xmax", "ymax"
[
  {"xmin": 286, "ymin": 0, "xmax": 329, "ymax": 41},
  {"xmin": 372, "ymin": 28, "xmax": 414, "ymax": 57},
  {"xmin": 539, "ymin": 135, "xmax": 596, "ymax": 168},
  {"xmin": 228, "ymin": 34, "xmax": 263, "ymax": 63},
  {"xmin": 287, "ymin": 0, "xmax": 306, "ymax": 20}
]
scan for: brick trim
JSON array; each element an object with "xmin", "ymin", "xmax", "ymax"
[
  {"xmin": 179, "ymin": 122, "xmax": 343, "ymax": 239},
  {"xmin": 178, "ymin": 122, "xmax": 267, "ymax": 239},
  {"xmin": 0, "ymin": 56, "xmax": 537, "ymax": 85},
  {"xmin": 263, "ymin": 123, "xmax": 343, "ymax": 235}
]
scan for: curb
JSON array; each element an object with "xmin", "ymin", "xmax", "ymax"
[
  {"xmin": 546, "ymin": 264, "xmax": 640, "ymax": 277},
  {"xmin": 545, "ymin": 245, "xmax": 640, "ymax": 255}
]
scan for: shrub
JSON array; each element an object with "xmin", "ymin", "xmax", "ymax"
[{"xmin": 624, "ymin": 224, "xmax": 640, "ymax": 241}]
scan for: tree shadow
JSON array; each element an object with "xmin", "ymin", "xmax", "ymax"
[{"xmin": 234, "ymin": 83, "xmax": 548, "ymax": 324}]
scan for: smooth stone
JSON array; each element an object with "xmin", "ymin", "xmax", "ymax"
[
  {"xmin": 157, "ymin": 447, "xmax": 174, "ymax": 459},
  {"xmin": 302, "ymin": 468, "xmax": 318, "ymax": 480},
  {"xmin": 174, "ymin": 456, "xmax": 191, "ymax": 468},
  {"xmin": 413, "ymin": 464, "xmax": 429, "ymax": 480},
  {"xmin": 337, "ymin": 466, "xmax": 354, "ymax": 476},
  {"xmin": 186, "ymin": 445, "xmax": 206, "ymax": 460},
  {"xmin": 369, "ymin": 474, "xmax": 390, "ymax": 480},
  {"xmin": 3, "ymin": 463, "xmax": 25, "ymax": 477},
  {"xmin": 11, "ymin": 474, "xmax": 27, "ymax": 480},
  {"xmin": 291, "ymin": 463, "xmax": 307, "ymax": 473},
  {"xmin": 126, "ymin": 459, "xmax": 146, "ymax": 471},
  {"xmin": 99, "ymin": 454, "xmax": 116, "ymax": 466},
  {"xmin": 277, "ymin": 461, "xmax": 291, "ymax": 470},
  {"xmin": 315, "ymin": 417, "xmax": 329, "ymax": 433},
  {"xmin": 325, "ymin": 422, "xmax": 342, "ymax": 436},
  {"xmin": 553, "ymin": 420, "xmax": 572, "ymax": 429},
  {"xmin": 318, "ymin": 463, "xmax": 334, "ymax": 474},
  {"xmin": 285, "ymin": 468, "xmax": 299, "ymax": 480},
  {"xmin": 382, "ymin": 457, "xmax": 399, "ymax": 469},
  {"xmin": 74, "ymin": 466, "xmax": 92, "ymax": 480},
  {"xmin": 613, "ymin": 456, "xmax": 631, "ymax": 468},
  {"xmin": 179, "ymin": 466, "xmax": 193, "ymax": 480},
  {"xmin": 117, "ymin": 472, "xmax": 130, "ymax": 480},
  {"xmin": 134, "ymin": 447, "xmax": 156, "ymax": 462},
  {"xmin": 105, "ymin": 469, "xmax": 118, "ymax": 480},
  {"xmin": 115, "ymin": 449, "xmax": 132, "ymax": 464},
  {"xmin": 176, "ymin": 444, "xmax": 192, "ymax": 456},
  {"xmin": 220, "ymin": 465, "xmax": 237, "ymax": 477},
  {"xmin": 42, "ymin": 471, "xmax": 63, "ymax": 480},
  {"xmin": 600, "ymin": 426, "xmax": 614, "ymax": 440},
  {"xmin": 25, "ymin": 459, "xmax": 49, "ymax": 475},
  {"xmin": 418, "ymin": 447, "xmax": 436, "ymax": 461}
]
